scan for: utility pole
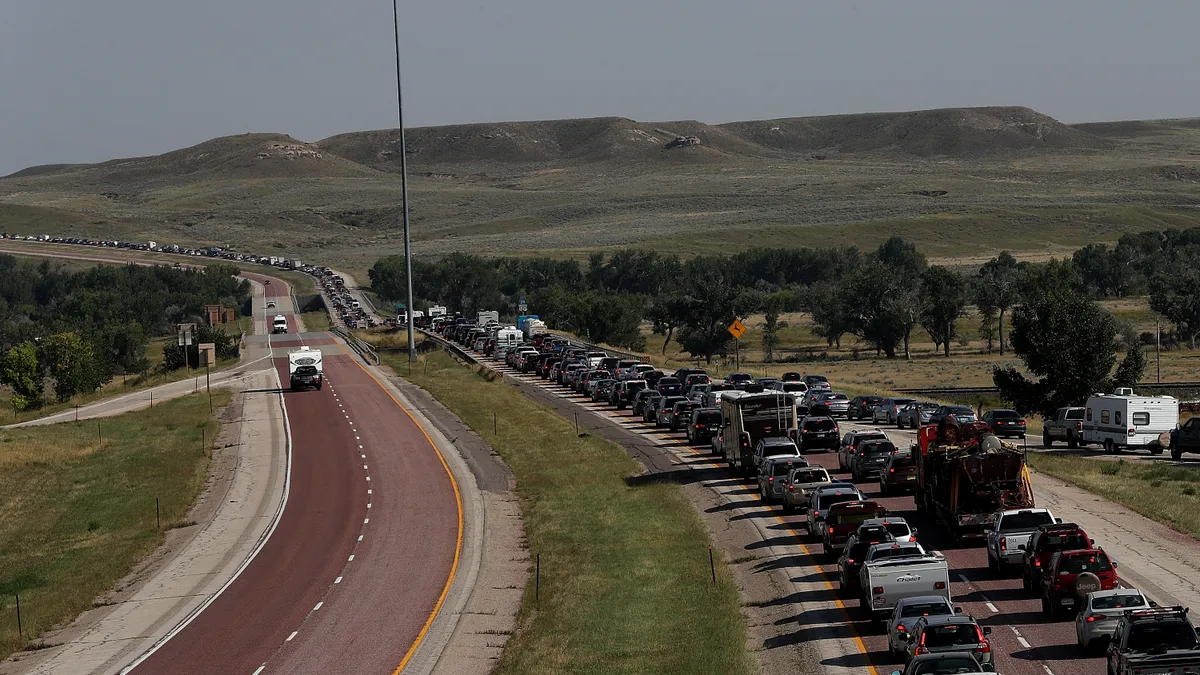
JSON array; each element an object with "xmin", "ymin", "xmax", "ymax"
[
  {"xmin": 393, "ymin": 0, "xmax": 417, "ymax": 363},
  {"xmin": 1157, "ymin": 318, "xmax": 1162, "ymax": 384}
]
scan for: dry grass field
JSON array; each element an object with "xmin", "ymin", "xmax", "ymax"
[{"xmin": 4, "ymin": 107, "xmax": 1200, "ymax": 271}]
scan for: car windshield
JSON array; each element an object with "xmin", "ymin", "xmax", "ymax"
[
  {"xmin": 1060, "ymin": 553, "xmax": 1112, "ymax": 574},
  {"xmin": 698, "ymin": 412, "xmax": 721, "ymax": 424},
  {"xmin": 1066, "ymin": 409, "xmax": 1085, "ymax": 420},
  {"xmin": 1041, "ymin": 532, "xmax": 1089, "ymax": 551},
  {"xmin": 628, "ymin": 382, "xmax": 646, "ymax": 391},
  {"xmin": 1091, "ymin": 593, "xmax": 1147, "ymax": 610},
  {"xmin": 772, "ymin": 463, "xmax": 795, "ymax": 477},
  {"xmin": 923, "ymin": 624, "xmax": 982, "ymax": 648},
  {"xmin": 862, "ymin": 442, "xmax": 896, "ymax": 456},
  {"xmin": 889, "ymin": 454, "xmax": 916, "ymax": 468},
  {"xmin": 920, "ymin": 402, "xmax": 939, "ymax": 411},
  {"xmin": 883, "ymin": 522, "xmax": 912, "ymax": 537},
  {"xmin": 854, "ymin": 433, "xmax": 887, "ymax": 444},
  {"xmin": 901, "ymin": 601, "xmax": 953, "ymax": 619},
  {"xmin": 911, "ymin": 656, "xmax": 982, "ymax": 674},
  {"xmin": 831, "ymin": 509, "xmax": 886, "ymax": 527},
  {"xmin": 1127, "ymin": 622, "xmax": 1199, "ymax": 652},
  {"xmin": 792, "ymin": 468, "xmax": 828, "ymax": 483},
  {"xmin": 871, "ymin": 545, "xmax": 921, "ymax": 561},
  {"xmin": 999, "ymin": 511, "xmax": 1054, "ymax": 531},
  {"xmin": 819, "ymin": 493, "xmax": 860, "ymax": 509},
  {"xmin": 805, "ymin": 418, "xmax": 836, "ymax": 431},
  {"xmin": 827, "ymin": 394, "xmax": 849, "ymax": 401}
]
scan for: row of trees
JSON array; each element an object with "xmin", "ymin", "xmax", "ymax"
[{"xmin": 0, "ymin": 258, "xmax": 250, "ymax": 409}]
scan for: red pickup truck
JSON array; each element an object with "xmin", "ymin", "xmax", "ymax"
[
  {"xmin": 1021, "ymin": 522, "xmax": 1092, "ymax": 594},
  {"xmin": 1041, "ymin": 548, "xmax": 1119, "ymax": 619},
  {"xmin": 822, "ymin": 501, "xmax": 887, "ymax": 558}
]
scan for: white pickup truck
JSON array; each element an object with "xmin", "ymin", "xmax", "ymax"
[
  {"xmin": 985, "ymin": 508, "xmax": 1058, "ymax": 573},
  {"xmin": 860, "ymin": 551, "xmax": 950, "ymax": 624}
]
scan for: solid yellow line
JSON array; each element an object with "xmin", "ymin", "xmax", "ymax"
[{"xmin": 331, "ymin": 341, "xmax": 466, "ymax": 674}]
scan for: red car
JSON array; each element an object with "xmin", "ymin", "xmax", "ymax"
[{"xmin": 1041, "ymin": 548, "xmax": 1118, "ymax": 618}]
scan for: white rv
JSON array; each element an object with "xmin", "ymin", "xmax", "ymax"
[
  {"xmin": 428, "ymin": 305, "xmax": 447, "ymax": 319},
  {"xmin": 288, "ymin": 346, "xmax": 323, "ymax": 390},
  {"xmin": 272, "ymin": 315, "xmax": 288, "ymax": 334},
  {"xmin": 1082, "ymin": 388, "xmax": 1178, "ymax": 454},
  {"xmin": 495, "ymin": 327, "xmax": 524, "ymax": 353},
  {"xmin": 522, "ymin": 319, "xmax": 546, "ymax": 339}
]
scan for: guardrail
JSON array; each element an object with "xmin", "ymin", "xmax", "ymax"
[
  {"xmin": 897, "ymin": 381, "xmax": 1200, "ymax": 397},
  {"xmin": 333, "ymin": 327, "xmax": 380, "ymax": 365}
]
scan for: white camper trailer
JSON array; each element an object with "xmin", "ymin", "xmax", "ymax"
[
  {"xmin": 1082, "ymin": 388, "xmax": 1178, "ymax": 454},
  {"xmin": 272, "ymin": 315, "xmax": 288, "ymax": 334},
  {"xmin": 288, "ymin": 346, "xmax": 323, "ymax": 390}
]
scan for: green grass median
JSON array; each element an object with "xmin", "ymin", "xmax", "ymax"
[
  {"xmin": 0, "ymin": 391, "xmax": 231, "ymax": 658},
  {"xmin": 1028, "ymin": 453, "xmax": 1200, "ymax": 538},
  {"xmin": 390, "ymin": 350, "xmax": 753, "ymax": 675}
]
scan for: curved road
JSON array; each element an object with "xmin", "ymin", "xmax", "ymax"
[
  {"xmin": 0, "ymin": 242, "xmax": 464, "ymax": 675},
  {"xmin": 126, "ymin": 277, "xmax": 462, "ymax": 675}
]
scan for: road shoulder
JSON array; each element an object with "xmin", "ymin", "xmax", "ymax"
[
  {"xmin": 1, "ymin": 369, "xmax": 289, "ymax": 675},
  {"xmin": 378, "ymin": 367, "xmax": 526, "ymax": 675}
]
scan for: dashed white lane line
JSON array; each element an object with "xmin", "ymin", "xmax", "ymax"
[
  {"xmin": 313, "ymin": 601, "xmax": 323, "ymax": 611},
  {"xmin": 1042, "ymin": 666, "xmax": 1056, "ymax": 675},
  {"xmin": 367, "ymin": 503, "xmax": 372, "ymax": 509},
  {"xmin": 335, "ymin": 576, "xmax": 343, "ymax": 584},
  {"xmin": 367, "ymin": 489, "xmax": 372, "ymax": 495},
  {"xmin": 1018, "ymin": 636, "xmax": 1032, "ymax": 648},
  {"xmin": 348, "ymin": 554, "xmax": 354, "ymax": 562},
  {"xmin": 253, "ymin": 666, "xmax": 266, "ymax": 675},
  {"xmin": 357, "ymin": 534, "xmax": 364, "ymax": 541},
  {"xmin": 957, "ymin": 573, "xmax": 970, "ymax": 583},
  {"xmin": 986, "ymin": 602, "xmax": 999, "ymax": 613},
  {"xmin": 366, "ymin": 476, "xmax": 371, "ymax": 481},
  {"xmin": 363, "ymin": 464, "xmax": 368, "ymax": 470},
  {"xmin": 364, "ymin": 518, "xmax": 370, "ymax": 524},
  {"xmin": 286, "ymin": 631, "xmax": 298, "ymax": 642}
]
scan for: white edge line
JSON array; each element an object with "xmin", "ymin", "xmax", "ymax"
[
  {"xmin": 120, "ymin": 298, "xmax": 294, "ymax": 674},
  {"xmin": 252, "ymin": 666, "xmax": 265, "ymax": 675},
  {"xmin": 1017, "ymin": 636, "xmax": 1031, "ymax": 648}
]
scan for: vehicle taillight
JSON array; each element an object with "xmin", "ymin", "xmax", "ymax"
[
  {"xmin": 896, "ymin": 624, "xmax": 906, "ymax": 632},
  {"xmin": 828, "ymin": 526, "xmax": 834, "ymax": 534},
  {"xmin": 1035, "ymin": 559, "xmax": 1042, "ymax": 567},
  {"xmin": 889, "ymin": 468, "xmax": 895, "ymax": 473},
  {"xmin": 1087, "ymin": 614, "xmax": 1107, "ymax": 623},
  {"xmin": 1000, "ymin": 537, "xmax": 1007, "ymax": 550},
  {"xmin": 872, "ymin": 586, "xmax": 884, "ymax": 595},
  {"xmin": 768, "ymin": 477, "xmax": 774, "ymax": 483},
  {"xmin": 1076, "ymin": 422, "xmax": 1082, "ymax": 430},
  {"xmin": 934, "ymin": 581, "xmax": 946, "ymax": 590},
  {"xmin": 788, "ymin": 486, "xmax": 794, "ymax": 492},
  {"xmin": 1129, "ymin": 428, "xmax": 1136, "ymax": 434}
]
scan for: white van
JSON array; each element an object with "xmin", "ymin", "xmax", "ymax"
[{"xmin": 1082, "ymin": 388, "xmax": 1178, "ymax": 454}]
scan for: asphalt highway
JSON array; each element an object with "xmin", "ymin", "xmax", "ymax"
[
  {"xmin": 121, "ymin": 277, "xmax": 461, "ymax": 674},
  {"xmin": 478, "ymin": 357, "xmax": 1129, "ymax": 675}
]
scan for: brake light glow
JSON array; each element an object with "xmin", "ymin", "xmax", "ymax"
[
  {"xmin": 873, "ymin": 586, "xmax": 884, "ymax": 595},
  {"xmin": 934, "ymin": 581, "xmax": 946, "ymax": 590},
  {"xmin": 1000, "ymin": 537, "xmax": 1007, "ymax": 550},
  {"xmin": 1087, "ymin": 614, "xmax": 1107, "ymax": 623}
]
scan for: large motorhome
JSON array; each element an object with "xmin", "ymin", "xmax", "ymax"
[
  {"xmin": 272, "ymin": 315, "xmax": 288, "ymax": 334},
  {"xmin": 721, "ymin": 391, "xmax": 798, "ymax": 474},
  {"xmin": 288, "ymin": 346, "xmax": 323, "ymax": 390}
]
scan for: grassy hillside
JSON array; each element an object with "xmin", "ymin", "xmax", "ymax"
[{"xmin": 2, "ymin": 106, "xmax": 1198, "ymax": 267}]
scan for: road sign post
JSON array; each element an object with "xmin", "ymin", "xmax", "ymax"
[{"xmin": 727, "ymin": 319, "xmax": 747, "ymax": 370}]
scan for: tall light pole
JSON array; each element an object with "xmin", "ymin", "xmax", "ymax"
[{"xmin": 393, "ymin": 0, "xmax": 417, "ymax": 362}]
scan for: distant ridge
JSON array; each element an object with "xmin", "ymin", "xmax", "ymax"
[
  {"xmin": 2, "ymin": 133, "xmax": 381, "ymax": 187},
  {"xmin": 4, "ymin": 106, "xmax": 1113, "ymax": 183}
]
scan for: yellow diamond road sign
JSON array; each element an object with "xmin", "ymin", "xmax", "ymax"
[{"xmin": 728, "ymin": 319, "xmax": 747, "ymax": 340}]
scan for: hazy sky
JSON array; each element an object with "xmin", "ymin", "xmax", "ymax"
[{"xmin": 3, "ymin": 0, "xmax": 1199, "ymax": 175}]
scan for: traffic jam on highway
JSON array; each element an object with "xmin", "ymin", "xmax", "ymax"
[{"xmin": 430, "ymin": 312, "xmax": 1200, "ymax": 675}]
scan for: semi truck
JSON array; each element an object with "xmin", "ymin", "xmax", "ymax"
[
  {"xmin": 288, "ymin": 346, "xmax": 323, "ymax": 390},
  {"xmin": 914, "ymin": 418, "xmax": 1034, "ymax": 542}
]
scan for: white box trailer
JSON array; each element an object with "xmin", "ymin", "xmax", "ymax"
[
  {"xmin": 428, "ymin": 305, "xmax": 447, "ymax": 319},
  {"xmin": 288, "ymin": 346, "xmax": 323, "ymax": 390},
  {"xmin": 477, "ymin": 310, "xmax": 500, "ymax": 326},
  {"xmin": 1083, "ymin": 388, "xmax": 1178, "ymax": 454},
  {"xmin": 522, "ymin": 319, "xmax": 546, "ymax": 338}
]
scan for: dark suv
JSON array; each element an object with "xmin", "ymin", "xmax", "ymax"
[
  {"xmin": 848, "ymin": 395, "xmax": 884, "ymax": 420},
  {"xmin": 688, "ymin": 408, "xmax": 721, "ymax": 445},
  {"xmin": 793, "ymin": 416, "xmax": 839, "ymax": 452},
  {"xmin": 879, "ymin": 449, "xmax": 918, "ymax": 495}
]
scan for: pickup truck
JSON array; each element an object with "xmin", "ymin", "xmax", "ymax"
[
  {"xmin": 986, "ymin": 508, "xmax": 1058, "ymax": 575},
  {"xmin": 823, "ymin": 500, "xmax": 888, "ymax": 557},
  {"xmin": 860, "ymin": 551, "xmax": 950, "ymax": 624},
  {"xmin": 1107, "ymin": 606, "xmax": 1200, "ymax": 675},
  {"xmin": 1043, "ymin": 406, "xmax": 1087, "ymax": 448},
  {"xmin": 1021, "ymin": 522, "xmax": 1093, "ymax": 594}
]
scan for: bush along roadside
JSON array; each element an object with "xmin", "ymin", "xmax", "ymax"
[
  {"xmin": 0, "ymin": 391, "xmax": 231, "ymax": 658},
  {"xmin": 389, "ymin": 350, "xmax": 753, "ymax": 675}
]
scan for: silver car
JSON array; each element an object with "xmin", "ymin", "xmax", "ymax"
[
  {"xmin": 1075, "ymin": 588, "xmax": 1151, "ymax": 653},
  {"xmin": 758, "ymin": 457, "xmax": 805, "ymax": 503},
  {"xmin": 781, "ymin": 466, "xmax": 832, "ymax": 512},
  {"xmin": 896, "ymin": 401, "xmax": 938, "ymax": 429},
  {"xmin": 873, "ymin": 397, "xmax": 915, "ymax": 425}
]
